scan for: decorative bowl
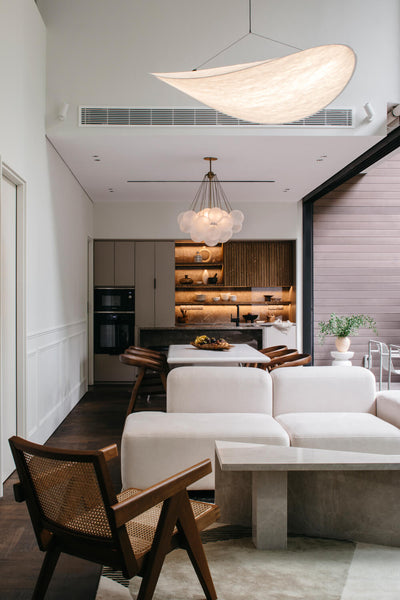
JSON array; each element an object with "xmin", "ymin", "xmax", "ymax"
[
  {"xmin": 220, "ymin": 293, "xmax": 230, "ymax": 301},
  {"xmin": 243, "ymin": 313, "xmax": 259, "ymax": 323},
  {"xmin": 195, "ymin": 293, "xmax": 206, "ymax": 301},
  {"xmin": 212, "ymin": 297, "xmax": 220, "ymax": 302}
]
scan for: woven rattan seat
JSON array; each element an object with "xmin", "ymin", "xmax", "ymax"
[{"xmin": 9, "ymin": 436, "xmax": 219, "ymax": 600}]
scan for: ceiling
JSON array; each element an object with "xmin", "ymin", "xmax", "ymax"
[{"xmin": 48, "ymin": 128, "xmax": 380, "ymax": 205}]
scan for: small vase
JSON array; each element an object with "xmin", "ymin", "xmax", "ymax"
[
  {"xmin": 335, "ymin": 336, "xmax": 351, "ymax": 352},
  {"xmin": 202, "ymin": 269, "xmax": 209, "ymax": 285}
]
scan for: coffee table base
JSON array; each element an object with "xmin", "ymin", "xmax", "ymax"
[{"xmin": 215, "ymin": 443, "xmax": 400, "ymax": 550}]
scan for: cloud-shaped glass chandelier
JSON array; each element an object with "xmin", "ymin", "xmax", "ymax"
[
  {"xmin": 152, "ymin": 2, "xmax": 356, "ymax": 125},
  {"xmin": 177, "ymin": 157, "xmax": 244, "ymax": 247}
]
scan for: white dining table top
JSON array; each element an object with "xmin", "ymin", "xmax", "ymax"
[{"xmin": 167, "ymin": 343, "xmax": 270, "ymax": 365}]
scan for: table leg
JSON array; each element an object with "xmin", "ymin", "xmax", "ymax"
[
  {"xmin": 215, "ymin": 461, "xmax": 251, "ymax": 526},
  {"xmin": 252, "ymin": 471, "xmax": 287, "ymax": 550}
]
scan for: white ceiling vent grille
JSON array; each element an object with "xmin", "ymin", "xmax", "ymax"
[{"xmin": 79, "ymin": 106, "xmax": 353, "ymax": 128}]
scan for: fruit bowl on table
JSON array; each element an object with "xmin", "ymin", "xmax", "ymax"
[{"xmin": 191, "ymin": 335, "xmax": 233, "ymax": 351}]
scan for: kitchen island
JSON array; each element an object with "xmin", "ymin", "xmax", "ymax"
[{"xmin": 139, "ymin": 325, "xmax": 265, "ymax": 350}]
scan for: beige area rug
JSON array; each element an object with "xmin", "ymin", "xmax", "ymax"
[{"xmin": 95, "ymin": 525, "xmax": 400, "ymax": 600}]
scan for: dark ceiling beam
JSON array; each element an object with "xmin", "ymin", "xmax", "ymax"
[{"xmin": 303, "ymin": 126, "xmax": 400, "ymax": 205}]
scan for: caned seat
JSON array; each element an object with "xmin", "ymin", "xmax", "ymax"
[{"xmin": 9, "ymin": 436, "xmax": 219, "ymax": 600}]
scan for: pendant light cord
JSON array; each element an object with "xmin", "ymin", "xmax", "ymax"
[{"xmin": 194, "ymin": 0, "xmax": 302, "ymax": 70}]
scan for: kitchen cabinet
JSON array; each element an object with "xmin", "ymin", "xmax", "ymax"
[
  {"xmin": 94, "ymin": 240, "xmax": 135, "ymax": 286},
  {"xmin": 135, "ymin": 241, "xmax": 175, "ymax": 329}
]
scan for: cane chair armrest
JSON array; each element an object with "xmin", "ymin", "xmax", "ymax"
[
  {"xmin": 111, "ymin": 459, "xmax": 212, "ymax": 528},
  {"xmin": 100, "ymin": 444, "xmax": 119, "ymax": 462}
]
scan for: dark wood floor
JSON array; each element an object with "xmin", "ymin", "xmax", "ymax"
[{"xmin": 0, "ymin": 384, "xmax": 165, "ymax": 600}]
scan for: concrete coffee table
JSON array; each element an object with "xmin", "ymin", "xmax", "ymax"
[{"xmin": 215, "ymin": 441, "xmax": 400, "ymax": 550}]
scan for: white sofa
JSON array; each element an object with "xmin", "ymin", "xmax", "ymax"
[
  {"xmin": 121, "ymin": 365, "xmax": 400, "ymax": 491},
  {"xmin": 273, "ymin": 366, "xmax": 400, "ymax": 454},
  {"xmin": 121, "ymin": 366, "xmax": 289, "ymax": 490}
]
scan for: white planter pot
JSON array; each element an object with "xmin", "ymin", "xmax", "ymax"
[{"xmin": 335, "ymin": 336, "xmax": 351, "ymax": 352}]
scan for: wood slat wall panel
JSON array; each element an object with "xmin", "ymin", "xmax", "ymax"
[
  {"xmin": 313, "ymin": 151, "xmax": 400, "ymax": 383},
  {"xmin": 224, "ymin": 240, "xmax": 295, "ymax": 287}
]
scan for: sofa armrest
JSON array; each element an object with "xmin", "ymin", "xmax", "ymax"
[{"xmin": 376, "ymin": 391, "xmax": 400, "ymax": 429}]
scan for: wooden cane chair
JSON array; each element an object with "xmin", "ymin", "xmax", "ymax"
[
  {"xmin": 9, "ymin": 436, "xmax": 219, "ymax": 600},
  {"xmin": 119, "ymin": 352, "xmax": 169, "ymax": 416},
  {"xmin": 270, "ymin": 353, "xmax": 312, "ymax": 370}
]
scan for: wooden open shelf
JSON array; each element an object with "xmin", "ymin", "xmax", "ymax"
[
  {"xmin": 175, "ymin": 263, "xmax": 223, "ymax": 269},
  {"xmin": 175, "ymin": 301, "xmax": 290, "ymax": 306}
]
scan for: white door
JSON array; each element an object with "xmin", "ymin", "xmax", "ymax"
[{"xmin": 1, "ymin": 175, "xmax": 17, "ymax": 482}]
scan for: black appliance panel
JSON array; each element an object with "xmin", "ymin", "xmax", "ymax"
[
  {"xmin": 94, "ymin": 312, "xmax": 134, "ymax": 354},
  {"xmin": 94, "ymin": 287, "xmax": 134, "ymax": 312}
]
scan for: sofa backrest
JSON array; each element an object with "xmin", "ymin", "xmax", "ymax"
[
  {"xmin": 167, "ymin": 366, "xmax": 273, "ymax": 414},
  {"xmin": 272, "ymin": 366, "xmax": 376, "ymax": 416}
]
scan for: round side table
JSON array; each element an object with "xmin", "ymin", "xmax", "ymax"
[{"xmin": 330, "ymin": 350, "xmax": 354, "ymax": 367}]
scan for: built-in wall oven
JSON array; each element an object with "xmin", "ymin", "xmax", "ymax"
[{"xmin": 94, "ymin": 288, "xmax": 135, "ymax": 354}]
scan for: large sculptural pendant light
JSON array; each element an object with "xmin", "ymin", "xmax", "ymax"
[{"xmin": 152, "ymin": 2, "xmax": 356, "ymax": 125}]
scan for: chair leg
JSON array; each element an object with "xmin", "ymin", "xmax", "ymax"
[
  {"xmin": 177, "ymin": 492, "xmax": 217, "ymax": 600},
  {"xmin": 126, "ymin": 367, "xmax": 146, "ymax": 416},
  {"xmin": 137, "ymin": 495, "xmax": 182, "ymax": 600},
  {"xmin": 32, "ymin": 542, "xmax": 61, "ymax": 600}
]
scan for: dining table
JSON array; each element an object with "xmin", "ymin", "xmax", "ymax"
[{"xmin": 167, "ymin": 343, "xmax": 270, "ymax": 367}]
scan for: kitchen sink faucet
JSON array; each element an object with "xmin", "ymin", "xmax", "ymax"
[{"xmin": 230, "ymin": 304, "xmax": 241, "ymax": 327}]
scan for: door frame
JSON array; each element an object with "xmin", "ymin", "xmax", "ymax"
[
  {"xmin": 87, "ymin": 236, "xmax": 94, "ymax": 385},
  {"xmin": 0, "ymin": 160, "xmax": 26, "ymax": 493}
]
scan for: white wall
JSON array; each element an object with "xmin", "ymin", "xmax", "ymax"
[
  {"xmin": 0, "ymin": 0, "xmax": 93, "ymax": 451},
  {"xmin": 94, "ymin": 201, "xmax": 298, "ymax": 240},
  {"xmin": 38, "ymin": 0, "xmax": 400, "ymax": 136}
]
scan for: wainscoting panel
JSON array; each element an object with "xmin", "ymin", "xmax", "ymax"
[
  {"xmin": 26, "ymin": 320, "xmax": 87, "ymax": 443},
  {"xmin": 313, "ymin": 152, "xmax": 400, "ymax": 382}
]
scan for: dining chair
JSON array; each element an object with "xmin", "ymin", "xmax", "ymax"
[
  {"xmin": 259, "ymin": 345, "xmax": 288, "ymax": 357},
  {"xmin": 119, "ymin": 352, "xmax": 168, "ymax": 416},
  {"xmin": 367, "ymin": 340, "xmax": 400, "ymax": 390},
  {"xmin": 259, "ymin": 349, "xmax": 303, "ymax": 372},
  {"xmin": 9, "ymin": 436, "xmax": 219, "ymax": 600},
  {"xmin": 269, "ymin": 352, "xmax": 312, "ymax": 370}
]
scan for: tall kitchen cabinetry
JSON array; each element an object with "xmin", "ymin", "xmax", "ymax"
[
  {"xmin": 94, "ymin": 240, "xmax": 135, "ymax": 286},
  {"xmin": 135, "ymin": 241, "xmax": 175, "ymax": 334},
  {"xmin": 94, "ymin": 240, "xmax": 175, "ymax": 381}
]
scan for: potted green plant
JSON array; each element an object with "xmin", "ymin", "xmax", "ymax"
[{"xmin": 318, "ymin": 313, "xmax": 377, "ymax": 352}]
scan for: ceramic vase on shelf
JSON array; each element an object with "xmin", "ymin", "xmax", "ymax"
[
  {"xmin": 202, "ymin": 269, "xmax": 209, "ymax": 285},
  {"xmin": 335, "ymin": 336, "xmax": 351, "ymax": 352}
]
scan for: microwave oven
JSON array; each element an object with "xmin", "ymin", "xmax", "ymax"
[{"xmin": 94, "ymin": 287, "xmax": 134, "ymax": 312}]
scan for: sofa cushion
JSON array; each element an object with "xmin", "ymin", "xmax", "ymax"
[
  {"xmin": 167, "ymin": 366, "xmax": 273, "ymax": 414},
  {"xmin": 272, "ymin": 366, "xmax": 376, "ymax": 417},
  {"xmin": 276, "ymin": 412, "xmax": 400, "ymax": 454},
  {"xmin": 376, "ymin": 391, "xmax": 400, "ymax": 429},
  {"xmin": 121, "ymin": 411, "xmax": 289, "ymax": 490}
]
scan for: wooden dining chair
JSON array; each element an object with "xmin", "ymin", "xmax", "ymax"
[
  {"xmin": 256, "ymin": 349, "xmax": 300, "ymax": 371},
  {"xmin": 9, "ymin": 436, "xmax": 219, "ymax": 600},
  {"xmin": 119, "ymin": 352, "xmax": 169, "ymax": 416},
  {"xmin": 270, "ymin": 353, "xmax": 312, "ymax": 370},
  {"xmin": 259, "ymin": 345, "xmax": 288, "ymax": 358}
]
